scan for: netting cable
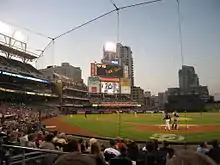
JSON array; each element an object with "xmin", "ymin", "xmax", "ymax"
[{"xmin": 42, "ymin": 0, "xmax": 163, "ymax": 54}]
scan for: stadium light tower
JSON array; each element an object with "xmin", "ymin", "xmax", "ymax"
[{"xmin": 104, "ymin": 41, "xmax": 116, "ymax": 52}]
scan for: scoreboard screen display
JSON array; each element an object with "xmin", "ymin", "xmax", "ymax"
[
  {"xmin": 101, "ymin": 82, "xmax": 119, "ymax": 94},
  {"xmin": 96, "ymin": 64, "xmax": 123, "ymax": 78}
]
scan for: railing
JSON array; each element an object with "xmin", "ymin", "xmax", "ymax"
[{"xmin": 0, "ymin": 144, "xmax": 67, "ymax": 165}]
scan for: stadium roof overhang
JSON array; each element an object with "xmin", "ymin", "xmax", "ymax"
[
  {"xmin": 0, "ymin": 33, "xmax": 39, "ymax": 60},
  {"xmin": 0, "ymin": 42, "xmax": 38, "ymax": 60}
]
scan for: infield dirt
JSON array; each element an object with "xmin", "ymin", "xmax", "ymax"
[{"xmin": 43, "ymin": 117, "xmax": 97, "ymax": 136}]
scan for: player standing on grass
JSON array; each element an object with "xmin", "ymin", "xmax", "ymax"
[
  {"xmin": 172, "ymin": 110, "xmax": 179, "ymax": 129},
  {"xmin": 85, "ymin": 110, "xmax": 87, "ymax": 119},
  {"xmin": 163, "ymin": 111, "xmax": 171, "ymax": 130}
]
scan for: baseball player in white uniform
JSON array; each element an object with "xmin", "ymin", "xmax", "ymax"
[
  {"xmin": 163, "ymin": 112, "xmax": 171, "ymax": 130},
  {"xmin": 172, "ymin": 111, "xmax": 179, "ymax": 129}
]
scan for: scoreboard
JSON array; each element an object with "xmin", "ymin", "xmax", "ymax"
[{"xmin": 95, "ymin": 63, "xmax": 123, "ymax": 78}]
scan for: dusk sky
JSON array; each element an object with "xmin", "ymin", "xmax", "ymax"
[{"xmin": 0, "ymin": 0, "xmax": 219, "ymax": 94}]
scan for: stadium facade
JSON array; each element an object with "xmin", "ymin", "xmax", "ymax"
[
  {"xmin": 0, "ymin": 32, "xmax": 90, "ymax": 114},
  {"xmin": 39, "ymin": 63, "xmax": 89, "ymax": 114},
  {"xmin": 0, "ymin": 32, "xmax": 59, "ymax": 108}
]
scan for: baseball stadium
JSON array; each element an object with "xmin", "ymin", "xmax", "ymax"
[{"xmin": 1, "ymin": 1, "xmax": 220, "ymax": 165}]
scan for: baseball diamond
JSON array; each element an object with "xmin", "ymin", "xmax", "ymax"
[{"xmin": 43, "ymin": 112, "xmax": 220, "ymax": 142}]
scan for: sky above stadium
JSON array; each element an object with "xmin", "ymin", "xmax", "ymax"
[{"xmin": 0, "ymin": 0, "xmax": 219, "ymax": 95}]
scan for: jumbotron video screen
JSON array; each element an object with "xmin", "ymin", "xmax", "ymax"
[
  {"xmin": 96, "ymin": 64, "xmax": 123, "ymax": 78},
  {"xmin": 101, "ymin": 82, "xmax": 120, "ymax": 94}
]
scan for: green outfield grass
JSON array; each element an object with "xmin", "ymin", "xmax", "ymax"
[{"xmin": 60, "ymin": 113, "xmax": 220, "ymax": 142}]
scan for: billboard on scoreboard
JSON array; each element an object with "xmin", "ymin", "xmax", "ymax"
[
  {"xmin": 101, "ymin": 81, "xmax": 120, "ymax": 94},
  {"xmin": 88, "ymin": 77, "xmax": 100, "ymax": 93},
  {"xmin": 101, "ymin": 59, "xmax": 119, "ymax": 65},
  {"xmin": 99, "ymin": 77, "xmax": 119, "ymax": 82},
  {"xmin": 120, "ymin": 78, "xmax": 131, "ymax": 94},
  {"xmin": 90, "ymin": 63, "xmax": 97, "ymax": 76},
  {"xmin": 96, "ymin": 63, "xmax": 123, "ymax": 78}
]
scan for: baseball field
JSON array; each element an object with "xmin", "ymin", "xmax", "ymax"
[{"xmin": 43, "ymin": 112, "xmax": 220, "ymax": 142}]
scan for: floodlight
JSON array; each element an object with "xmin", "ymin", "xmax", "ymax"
[{"xmin": 104, "ymin": 42, "xmax": 116, "ymax": 52}]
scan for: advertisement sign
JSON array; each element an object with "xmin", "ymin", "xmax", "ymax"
[
  {"xmin": 99, "ymin": 77, "xmax": 119, "ymax": 82},
  {"xmin": 96, "ymin": 63, "xmax": 123, "ymax": 78},
  {"xmin": 90, "ymin": 63, "xmax": 96, "ymax": 76},
  {"xmin": 101, "ymin": 82, "xmax": 119, "ymax": 94},
  {"xmin": 88, "ymin": 77, "xmax": 100, "ymax": 93},
  {"xmin": 120, "ymin": 78, "xmax": 131, "ymax": 94},
  {"xmin": 101, "ymin": 59, "xmax": 119, "ymax": 65}
]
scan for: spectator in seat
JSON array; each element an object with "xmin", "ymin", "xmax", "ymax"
[
  {"xmin": 90, "ymin": 142, "xmax": 106, "ymax": 165},
  {"xmin": 157, "ymin": 140, "xmax": 172, "ymax": 165},
  {"xmin": 79, "ymin": 138, "xmax": 86, "ymax": 153},
  {"xmin": 104, "ymin": 139, "xmax": 120, "ymax": 162},
  {"xmin": 110, "ymin": 143, "xmax": 132, "ymax": 165},
  {"xmin": 63, "ymin": 139, "xmax": 81, "ymax": 153},
  {"xmin": 127, "ymin": 141, "xmax": 141, "ymax": 161},
  {"xmin": 115, "ymin": 137, "xmax": 123, "ymax": 150},
  {"xmin": 54, "ymin": 152, "xmax": 96, "ymax": 165},
  {"xmin": 39, "ymin": 134, "xmax": 55, "ymax": 150},
  {"xmin": 26, "ymin": 133, "xmax": 37, "ymax": 148},
  {"xmin": 167, "ymin": 150, "xmax": 216, "ymax": 165},
  {"xmin": 207, "ymin": 140, "xmax": 220, "ymax": 164},
  {"xmin": 152, "ymin": 139, "xmax": 159, "ymax": 151},
  {"xmin": 144, "ymin": 141, "xmax": 158, "ymax": 165},
  {"xmin": 197, "ymin": 142, "xmax": 209, "ymax": 154},
  {"xmin": 40, "ymin": 134, "xmax": 57, "ymax": 165},
  {"xmin": 34, "ymin": 131, "xmax": 44, "ymax": 147},
  {"xmin": 88, "ymin": 138, "xmax": 98, "ymax": 152}
]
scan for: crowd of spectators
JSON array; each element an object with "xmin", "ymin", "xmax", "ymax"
[
  {"xmin": 17, "ymin": 133, "xmax": 220, "ymax": 165},
  {"xmin": 0, "ymin": 103, "xmax": 220, "ymax": 165},
  {"xmin": 0, "ymin": 103, "xmax": 58, "ymax": 145},
  {"xmin": 4, "ymin": 128, "xmax": 220, "ymax": 165},
  {"xmin": 0, "ymin": 55, "xmax": 42, "ymax": 77},
  {"xmin": 196, "ymin": 141, "xmax": 220, "ymax": 164}
]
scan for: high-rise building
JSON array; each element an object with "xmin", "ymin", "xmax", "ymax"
[
  {"xmin": 118, "ymin": 44, "xmax": 134, "ymax": 87},
  {"xmin": 179, "ymin": 65, "xmax": 199, "ymax": 90},
  {"xmin": 144, "ymin": 91, "xmax": 152, "ymax": 108},
  {"xmin": 166, "ymin": 65, "xmax": 209, "ymax": 111},
  {"xmin": 144, "ymin": 91, "xmax": 151, "ymax": 97},
  {"xmin": 158, "ymin": 92, "xmax": 168, "ymax": 106},
  {"xmin": 102, "ymin": 43, "xmax": 134, "ymax": 86},
  {"xmin": 131, "ymin": 86, "xmax": 144, "ymax": 105}
]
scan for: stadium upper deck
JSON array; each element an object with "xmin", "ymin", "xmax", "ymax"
[
  {"xmin": 0, "ymin": 32, "xmax": 59, "ymax": 105},
  {"xmin": 0, "ymin": 33, "xmax": 44, "ymax": 79}
]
